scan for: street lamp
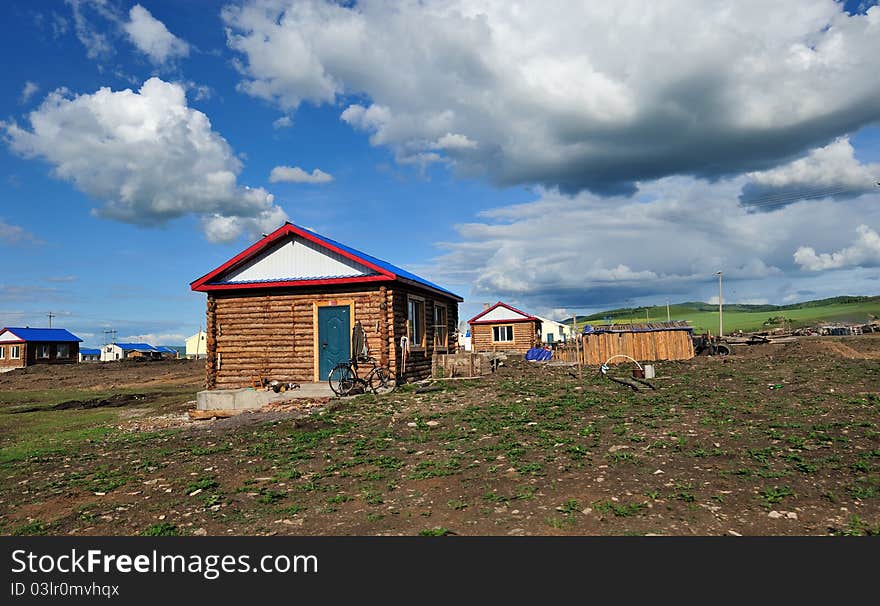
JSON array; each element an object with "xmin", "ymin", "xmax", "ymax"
[{"xmin": 716, "ymin": 271, "xmax": 723, "ymax": 337}]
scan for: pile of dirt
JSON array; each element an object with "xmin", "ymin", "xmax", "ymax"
[
  {"xmin": 0, "ymin": 359, "xmax": 203, "ymax": 391},
  {"xmin": 11, "ymin": 393, "xmax": 153, "ymax": 413}
]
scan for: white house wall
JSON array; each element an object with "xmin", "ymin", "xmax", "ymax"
[
  {"xmin": 221, "ymin": 237, "xmax": 373, "ymax": 283},
  {"xmin": 100, "ymin": 345, "xmax": 122, "ymax": 362},
  {"xmin": 0, "ymin": 331, "xmax": 23, "ymax": 342},
  {"xmin": 186, "ymin": 332, "xmax": 207, "ymax": 356}
]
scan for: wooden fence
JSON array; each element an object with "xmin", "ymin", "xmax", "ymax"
[{"xmin": 555, "ymin": 322, "xmax": 695, "ymax": 365}]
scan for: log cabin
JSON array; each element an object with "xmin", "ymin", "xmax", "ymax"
[
  {"xmin": 468, "ymin": 302, "xmax": 541, "ymax": 354},
  {"xmin": 190, "ymin": 222, "xmax": 463, "ymax": 389},
  {"xmin": 0, "ymin": 327, "xmax": 82, "ymax": 370}
]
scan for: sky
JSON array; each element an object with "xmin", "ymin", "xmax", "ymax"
[{"xmin": 1, "ymin": 0, "xmax": 879, "ymax": 347}]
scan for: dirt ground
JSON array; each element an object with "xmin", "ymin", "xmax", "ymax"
[
  {"xmin": 0, "ymin": 358, "xmax": 204, "ymax": 392},
  {"xmin": 0, "ymin": 337, "xmax": 878, "ymax": 536}
]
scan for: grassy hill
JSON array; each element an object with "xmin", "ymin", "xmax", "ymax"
[{"xmin": 568, "ymin": 296, "xmax": 880, "ymax": 334}]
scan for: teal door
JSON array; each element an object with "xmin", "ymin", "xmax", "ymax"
[{"xmin": 318, "ymin": 306, "xmax": 351, "ymax": 379}]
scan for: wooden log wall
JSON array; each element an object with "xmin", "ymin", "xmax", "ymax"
[
  {"xmin": 204, "ymin": 285, "xmax": 459, "ymax": 388},
  {"xmin": 580, "ymin": 330, "xmax": 694, "ymax": 365},
  {"xmin": 388, "ymin": 286, "xmax": 459, "ymax": 383},
  {"xmin": 206, "ymin": 288, "xmax": 384, "ymax": 388},
  {"xmin": 469, "ymin": 320, "xmax": 539, "ymax": 354}
]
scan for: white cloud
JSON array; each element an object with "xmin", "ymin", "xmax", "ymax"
[
  {"xmin": 741, "ymin": 137, "xmax": 880, "ymax": 207},
  {"xmin": 0, "ymin": 220, "xmax": 41, "ymax": 245},
  {"xmin": 19, "ymin": 82, "xmax": 39, "ymax": 104},
  {"xmin": 429, "ymin": 178, "xmax": 880, "ymax": 310},
  {"xmin": 269, "ymin": 166, "xmax": 333, "ymax": 184},
  {"xmin": 3, "ymin": 78, "xmax": 287, "ymax": 243},
  {"xmin": 66, "ymin": 0, "xmax": 117, "ymax": 60},
  {"xmin": 272, "ymin": 116, "xmax": 293, "ymax": 129},
  {"xmin": 123, "ymin": 4, "xmax": 190, "ymax": 65},
  {"xmin": 794, "ymin": 225, "xmax": 880, "ymax": 271},
  {"xmin": 434, "ymin": 133, "xmax": 478, "ymax": 150},
  {"xmin": 121, "ymin": 332, "xmax": 185, "ymax": 345},
  {"xmin": 223, "ymin": 0, "xmax": 880, "ymax": 193}
]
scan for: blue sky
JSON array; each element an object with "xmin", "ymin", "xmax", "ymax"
[{"xmin": 1, "ymin": 1, "xmax": 879, "ymax": 347}]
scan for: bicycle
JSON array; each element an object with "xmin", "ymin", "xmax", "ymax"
[{"xmin": 327, "ymin": 355, "xmax": 397, "ymax": 396}]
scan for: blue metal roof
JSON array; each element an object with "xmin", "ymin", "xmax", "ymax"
[
  {"xmin": 2, "ymin": 327, "xmax": 82, "ymax": 342},
  {"xmin": 155, "ymin": 346, "xmax": 177, "ymax": 353},
  {"xmin": 296, "ymin": 224, "xmax": 463, "ymax": 301},
  {"xmin": 114, "ymin": 343, "xmax": 158, "ymax": 351},
  {"xmin": 80, "ymin": 348, "xmax": 101, "ymax": 355}
]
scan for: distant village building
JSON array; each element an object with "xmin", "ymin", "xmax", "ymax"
[
  {"xmin": 468, "ymin": 302, "xmax": 541, "ymax": 354},
  {"xmin": 155, "ymin": 346, "xmax": 180, "ymax": 359},
  {"xmin": 79, "ymin": 348, "xmax": 101, "ymax": 362},
  {"xmin": 536, "ymin": 316, "xmax": 573, "ymax": 345},
  {"xmin": 100, "ymin": 343, "xmax": 162, "ymax": 361},
  {"xmin": 0, "ymin": 327, "xmax": 82, "ymax": 370},
  {"xmin": 190, "ymin": 222, "xmax": 462, "ymax": 388},
  {"xmin": 186, "ymin": 331, "xmax": 207, "ymax": 359}
]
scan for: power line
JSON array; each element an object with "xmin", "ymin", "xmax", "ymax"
[{"xmin": 737, "ymin": 182, "xmax": 875, "ymax": 212}]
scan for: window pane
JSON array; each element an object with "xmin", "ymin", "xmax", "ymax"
[
  {"xmin": 433, "ymin": 305, "xmax": 447, "ymax": 347},
  {"xmin": 408, "ymin": 299, "xmax": 424, "ymax": 345}
]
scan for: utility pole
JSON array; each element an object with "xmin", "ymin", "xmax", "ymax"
[
  {"xmin": 645, "ymin": 308, "xmax": 649, "ymax": 323},
  {"xmin": 716, "ymin": 271, "xmax": 723, "ymax": 337},
  {"xmin": 47, "ymin": 312, "xmax": 55, "ymax": 328},
  {"xmin": 666, "ymin": 297, "xmax": 670, "ymax": 322}
]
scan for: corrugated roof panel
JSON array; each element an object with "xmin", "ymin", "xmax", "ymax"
[{"xmin": 220, "ymin": 237, "xmax": 373, "ymax": 284}]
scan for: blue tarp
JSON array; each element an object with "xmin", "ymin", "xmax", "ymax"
[{"xmin": 525, "ymin": 347, "xmax": 553, "ymax": 361}]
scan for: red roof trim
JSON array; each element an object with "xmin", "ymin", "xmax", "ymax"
[
  {"xmin": 190, "ymin": 223, "xmax": 396, "ymax": 292},
  {"xmin": 469, "ymin": 318, "xmax": 539, "ymax": 326},
  {"xmin": 0, "ymin": 329, "xmax": 24, "ymax": 343},
  {"xmin": 467, "ymin": 301, "xmax": 539, "ymax": 324},
  {"xmin": 196, "ymin": 274, "xmax": 391, "ymax": 292}
]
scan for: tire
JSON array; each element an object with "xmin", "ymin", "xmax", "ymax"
[
  {"xmin": 328, "ymin": 363, "xmax": 356, "ymax": 396},
  {"xmin": 715, "ymin": 344, "xmax": 731, "ymax": 356},
  {"xmin": 368, "ymin": 366, "xmax": 397, "ymax": 395}
]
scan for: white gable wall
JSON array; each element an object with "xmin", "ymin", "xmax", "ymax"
[
  {"xmin": 222, "ymin": 237, "xmax": 372, "ymax": 283},
  {"xmin": 477, "ymin": 306, "xmax": 532, "ymax": 322},
  {"xmin": 0, "ymin": 331, "xmax": 23, "ymax": 342}
]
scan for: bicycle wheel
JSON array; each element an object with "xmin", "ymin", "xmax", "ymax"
[
  {"xmin": 328, "ymin": 363, "xmax": 356, "ymax": 396},
  {"xmin": 368, "ymin": 366, "xmax": 397, "ymax": 395}
]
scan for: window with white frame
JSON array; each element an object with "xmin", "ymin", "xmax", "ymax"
[
  {"xmin": 0, "ymin": 346, "xmax": 5, "ymax": 359},
  {"xmin": 433, "ymin": 303, "xmax": 448, "ymax": 348},
  {"xmin": 408, "ymin": 297, "xmax": 425, "ymax": 347},
  {"xmin": 11, "ymin": 345, "xmax": 21, "ymax": 359},
  {"xmin": 492, "ymin": 325, "xmax": 514, "ymax": 342},
  {"xmin": 37, "ymin": 344, "xmax": 50, "ymax": 358},
  {"xmin": 57, "ymin": 344, "xmax": 69, "ymax": 358}
]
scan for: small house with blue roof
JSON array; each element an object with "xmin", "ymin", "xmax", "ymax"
[
  {"xmin": 100, "ymin": 343, "xmax": 161, "ymax": 362},
  {"xmin": 190, "ymin": 222, "xmax": 463, "ymax": 387},
  {"xmin": 79, "ymin": 348, "xmax": 101, "ymax": 362},
  {"xmin": 0, "ymin": 327, "xmax": 82, "ymax": 369}
]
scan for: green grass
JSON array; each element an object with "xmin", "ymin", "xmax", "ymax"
[
  {"xmin": 0, "ymin": 385, "xmax": 198, "ymax": 467},
  {"xmin": 0, "ymin": 408, "xmax": 117, "ymax": 465},
  {"xmin": 574, "ymin": 296, "xmax": 880, "ymax": 333},
  {"xmin": 140, "ymin": 522, "xmax": 180, "ymax": 536}
]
